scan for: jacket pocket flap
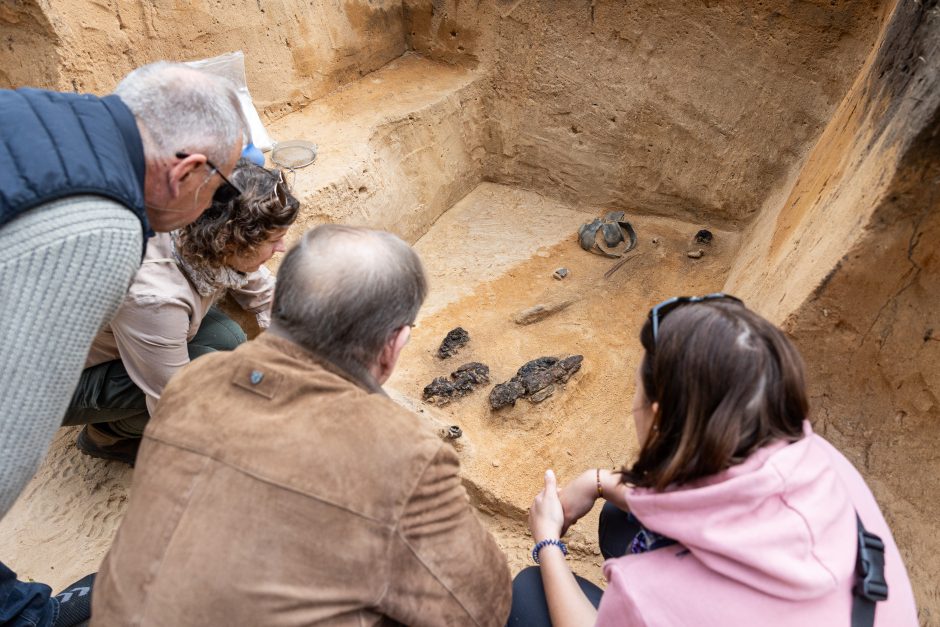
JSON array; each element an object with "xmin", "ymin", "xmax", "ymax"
[{"xmin": 232, "ymin": 364, "xmax": 281, "ymax": 400}]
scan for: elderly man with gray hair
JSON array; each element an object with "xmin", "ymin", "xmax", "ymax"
[
  {"xmin": 93, "ymin": 225, "xmax": 512, "ymax": 627},
  {"xmin": 0, "ymin": 62, "xmax": 245, "ymax": 626}
]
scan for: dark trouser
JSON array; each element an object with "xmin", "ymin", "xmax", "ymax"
[
  {"xmin": 0, "ymin": 562, "xmax": 56, "ymax": 627},
  {"xmin": 506, "ymin": 502, "xmax": 640, "ymax": 626},
  {"xmin": 62, "ymin": 308, "xmax": 246, "ymax": 437}
]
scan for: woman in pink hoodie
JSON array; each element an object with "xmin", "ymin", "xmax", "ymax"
[{"xmin": 509, "ymin": 294, "xmax": 918, "ymax": 626}]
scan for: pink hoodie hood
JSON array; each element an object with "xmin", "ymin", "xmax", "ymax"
[{"xmin": 621, "ymin": 423, "xmax": 855, "ymax": 601}]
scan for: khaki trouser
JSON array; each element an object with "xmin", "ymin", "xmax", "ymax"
[{"xmin": 62, "ymin": 307, "xmax": 245, "ymax": 437}]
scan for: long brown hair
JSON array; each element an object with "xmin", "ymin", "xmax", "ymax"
[
  {"xmin": 177, "ymin": 159, "xmax": 300, "ymax": 268},
  {"xmin": 621, "ymin": 300, "xmax": 808, "ymax": 491}
]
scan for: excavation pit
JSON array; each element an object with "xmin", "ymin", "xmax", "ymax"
[
  {"xmin": 388, "ymin": 182, "xmax": 739, "ymax": 577},
  {"xmin": 1, "ymin": 0, "xmax": 938, "ymax": 619}
]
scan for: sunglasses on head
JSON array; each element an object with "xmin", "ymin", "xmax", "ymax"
[
  {"xmin": 648, "ymin": 293, "xmax": 744, "ymax": 344},
  {"xmin": 271, "ymin": 168, "xmax": 289, "ymax": 208},
  {"xmin": 213, "ymin": 169, "xmax": 288, "ymax": 208},
  {"xmin": 175, "ymin": 151, "xmax": 243, "ymax": 196}
]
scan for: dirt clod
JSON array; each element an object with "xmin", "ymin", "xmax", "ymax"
[{"xmin": 437, "ymin": 326, "xmax": 470, "ymax": 358}]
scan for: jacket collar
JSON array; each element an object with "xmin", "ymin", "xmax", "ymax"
[
  {"xmin": 103, "ymin": 94, "xmax": 151, "ymax": 238},
  {"xmin": 258, "ymin": 331, "xmax": 386, "ymax": 396}
]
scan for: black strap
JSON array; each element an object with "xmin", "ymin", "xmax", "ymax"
[{"xmin": 852, "ymin": 514, "xmax": 889, "ymax": 627}]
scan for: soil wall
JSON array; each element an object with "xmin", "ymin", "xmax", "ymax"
[
  {"xmin": 0, "ymin": 2, "xmax": 62, "ymax": 89},
  {"xmin": 724, "ymin": 0, "xmax": 908, "ymax": 321},
  {"xmin": 406, "ymin": 0, "xmax": 887, "ymax": 227},
  {"xmin": 262, "ymin": 54, "xmax": 488, "ymax": 244},
  {"xmin": 788, "ymin": 135, "xmax": 940, "ymax": 624},
  {"xmin": 4, "ymin": 1, "xmax": 889, "ymax": 230},
  {"xmin": 0, "ymin": 0, "xmax": 406, "ymax": 120}
]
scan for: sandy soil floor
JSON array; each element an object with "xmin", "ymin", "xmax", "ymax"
[
  {"xmin": 0, "ymin": 426, "xmax": 130, "ymax": 591},
  {"xmin": 392, "ymin": 182, "xmax": 741, "ymax": 581},
  {"xmin": 0, "ymin": 181, "xmax": 739, "ymax": 593}
]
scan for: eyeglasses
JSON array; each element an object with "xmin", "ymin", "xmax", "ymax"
[
  {"xmin": 175, "ymin": 151, "xmax": 242, "ymax": 196},
  {"xmin": 648, "ymin": 293, "xmax": 744, "ymax": 344}
]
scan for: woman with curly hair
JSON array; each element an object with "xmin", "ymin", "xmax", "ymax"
[{"xmin": 64, "ymin": 160, "xmax": 300, "ymax": 464}]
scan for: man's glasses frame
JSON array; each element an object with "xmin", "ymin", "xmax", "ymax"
[
  {"xmin": 175, "ymin": 151, "xmax": 242, "ymax": 196},
  {"xmin": 648, "ymin": 293, "xmax": 744, "ymax": 344}
]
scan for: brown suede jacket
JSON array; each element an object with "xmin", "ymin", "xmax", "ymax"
[{"xmin": 93, "ymin": 332, "xmax": 511, "ymax": 626}]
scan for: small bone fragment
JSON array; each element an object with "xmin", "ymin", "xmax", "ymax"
[
  {"xmin": 530, "ymin": 385, "xmax": 556, "ymax": 403},
  {"xmin": 513, "ymin": 299, "xmax": 574, "ymax": 326}
]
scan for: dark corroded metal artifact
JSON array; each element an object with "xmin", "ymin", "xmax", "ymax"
[
  {"xmin": 489, "ymin": 355, "xmax": 583, "ymax": 409},
  {"xmin": 437, "ymin": 327, "xmax": 470, "ymax": 359},
  {"xmin": 423, "ymin": 362, "xmax": 490, "ymax": 405},
  {"xmin": 578, "ymin": 211, "xmax": 637, "ymax": 258}
]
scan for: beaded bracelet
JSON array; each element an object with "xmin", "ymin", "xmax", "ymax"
[{"xmin": 532, "ymin": 538, "xmax": 568, "ymax": 564}]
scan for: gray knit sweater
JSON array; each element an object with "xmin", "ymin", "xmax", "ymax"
[{"xmin": 0, "ymin": 196, "xmax": 142, "ymax": 517}]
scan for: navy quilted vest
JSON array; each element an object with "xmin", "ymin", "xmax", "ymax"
[{"xmin": 0, "ymin": 88, "xmax": 150, "ymax": 249}]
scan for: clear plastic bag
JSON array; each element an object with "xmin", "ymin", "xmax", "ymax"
[{"xmin": 184, "ymin": 50, "xmax": 273, "ymax": 151}]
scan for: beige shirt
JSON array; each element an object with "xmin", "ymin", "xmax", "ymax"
[{"xmin": 85, "ymin": 232, "xmax": 274, "ymax": 414}]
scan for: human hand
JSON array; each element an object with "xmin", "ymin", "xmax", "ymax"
[
  {"xmin": 529, "ymin": 469, "xmax": 565, "ymax": 543},
  {"xmin": 557, "ymin": 469, "xmax": 599, "ymax": 536},
  {"xmin": 601, "ymin": 471, "xmax": 631, "ymax": 512}
]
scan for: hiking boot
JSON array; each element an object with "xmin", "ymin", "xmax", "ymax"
[
  {"xmin": 76, "ymin": 425, "xmax": 140, "ymax": 466},
  {"xmin": 53, "ymin": 573, "xmax": 95, "ymax": 627}
]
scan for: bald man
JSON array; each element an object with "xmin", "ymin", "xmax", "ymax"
[{"xmin": 93, "ymin": 225, "xmax": 511, "ymax": 627}]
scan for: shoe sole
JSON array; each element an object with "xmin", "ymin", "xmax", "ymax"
[{"xmin": 75, "ymin": 429, "xmax": 136, "ymax": 467}]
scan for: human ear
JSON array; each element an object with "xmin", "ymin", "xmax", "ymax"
[
  {"xmin": 169, "ymin": 153, "xmax": 207, "ymax": 198},
  {"xmin": 387, "ymin": 325, "xmax": 411, "ymax": 366},
  {"xmin": 375, "ymin": 325, "xmax": 412, "ymax": 384}
]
